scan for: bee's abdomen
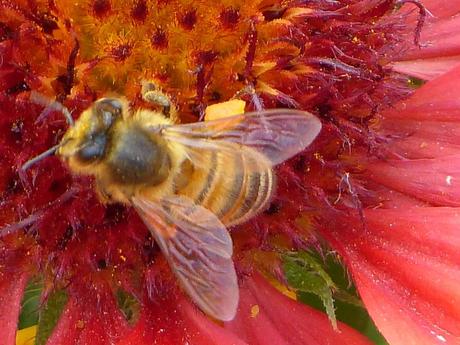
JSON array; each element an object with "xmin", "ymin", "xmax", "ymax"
[
  {"xmin": 219, "ymin": 152, "xmax": 274, "ymax": 226},
  {"xmin": 177, "ymin": 149, "xmax": 274, "ymax": 226}
]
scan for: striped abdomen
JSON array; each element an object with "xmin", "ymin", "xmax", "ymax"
[{"xmin": 174, "ymin": 147, "xmax": 275, "ymax": 226}]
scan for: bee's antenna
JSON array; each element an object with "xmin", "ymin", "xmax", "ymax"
[
  {"xmin": 30, "ymin": 91, "xmax": 75, "ymax": 127},
  {"xmin": 22, "ymin": 91, "xmax": 75, "ymax": 172},
  {"xmin": 21, "ymin": 143, "xmax": 63, "ymax": 171}
]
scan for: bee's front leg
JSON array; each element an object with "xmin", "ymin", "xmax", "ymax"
[
  {"xmin": 96, "ymin": 179, "xmax": 114, "ymax": 203},
  {"xmin": 141, "ymin": 80, "xmax": 177, "ymax": 119}
]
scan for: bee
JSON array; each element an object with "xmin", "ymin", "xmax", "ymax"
[{"xmin": 22, "ymin": 82, "xmax": 322, "ymax": 321}]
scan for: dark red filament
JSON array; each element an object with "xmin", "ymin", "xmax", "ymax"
[
  {"xmin": 150, "ymin": 28, "xmax": 168, "ymax": 49},
  {"xmin": 220, "ymin": 8, "xmax": 240, "ymax": 29},
  {"xmin": 92, "ymin": 0, "xmax": 111, "ymax": 18},
  {"xmin": 111, "ymin": 44, "xmax": 132, "ymax": 62},
  {"xmin": 179, "ymin": 10, "xmax": 197, "ymax": 30},
  {"xmin": 131, "ymin": 0, "xmax": 148, "ymax": 22}
]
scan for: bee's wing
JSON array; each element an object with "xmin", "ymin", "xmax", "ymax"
[
  {"xmin": 131, "ymin": 195, "xmax": 239, "ymax": 321},
  {"xmin": 160, "ymin": 108, "xmax": 321, "ymax": 166}
]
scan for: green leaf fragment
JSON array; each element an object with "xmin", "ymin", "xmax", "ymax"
[
  {"xmin": 283, "ymin": 251, "xmax": 388, "ymax": 344},
  {"xmin": 407, "ymin": 77, "xmax": 426, "ymax": 89},
  {"xmin": 19, "ymin": 279, "xmax": 43, "ymax": 329},
  {"xmin": 333, "ymin": 289, "xmax": 364, "ymax": 308},
  {"xmin": 116, "ymin": 289, "xmax": 140, "ymax": 325},
  {"xmin": 35, "ymin": 290, "xmax": 68, "ymax": 345},
  {"xmin": 283, "ymin": 252, "xmax": 338, "ymax": 330}
]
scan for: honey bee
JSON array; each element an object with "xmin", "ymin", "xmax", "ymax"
[{"xmin": 22, "ymin": 83, "xmax": 322, "ymax": 321}]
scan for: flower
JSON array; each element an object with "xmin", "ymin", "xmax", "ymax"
[{"xmin": 1, "ymin": 0, "xmax": 460, "ymax": 344}]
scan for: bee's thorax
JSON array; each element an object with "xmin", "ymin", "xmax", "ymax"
[{"xmin": 106, "ymin": 124, "xmax": 171, "ymax": 186}]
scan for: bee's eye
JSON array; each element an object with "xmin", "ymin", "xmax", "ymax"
[
  {"xmin": 77, "ymin": 134, "xmax": 107, "ymax": 163},
  {"xmin": 93, "ymin": 98, "xmax": 123, "ymax": 127}
]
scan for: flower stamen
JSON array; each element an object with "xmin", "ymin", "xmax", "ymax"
[{"xmin": 396, "ymin": 0, "xmax": 430, "ymax": 47}]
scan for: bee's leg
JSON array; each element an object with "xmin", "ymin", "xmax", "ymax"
[
  {"xmin": 232, "ymin": 83, "xmax": 264, "ymax": 111},
  {"xmin": 141, "ymin": 80, "xmax": 177, "ymax": 119},
  {"xmin": 96, "ymin": 180, "xmax": 114, "ymax": 203}
]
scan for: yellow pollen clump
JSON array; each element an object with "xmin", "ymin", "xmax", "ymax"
[
  {"xmin": 76, "ymin": 320, "xmax": 85, "ymax": 329},
  {"xmin": 250, "ymin": 304, "xmax": 260, "ymax": 318},
  {"xmin": 204, "ymin": 99, "xmax": 246, "ymax": 121}
]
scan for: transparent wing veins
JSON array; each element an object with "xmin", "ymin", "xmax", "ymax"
[
  {"xmin": 160, "ymin": 108, "xmax": 322, "ymax": 166},
  {"xmin": 132, "ymin": 195, "xmax": 239, "ymax": 321}
]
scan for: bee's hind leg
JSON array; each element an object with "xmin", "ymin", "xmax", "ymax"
[{"xmin": 141, "ymin": 80, "xmax": 177, "ymax": 119}]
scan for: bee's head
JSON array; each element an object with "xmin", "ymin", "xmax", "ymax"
[
  {"xmin": 75, "ymin": 98, "xmax": 123, "ymax": 163},
  {"xmin": 60, "ymin": 98, "xmax": 125, "ymax": 164},
  {"xmin": 21, "ymin": 96, "xmax": 126, "ymax": 172}
]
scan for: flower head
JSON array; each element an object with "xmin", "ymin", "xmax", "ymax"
[{"xmin": 1, "ymin": 0, "xmax": 460, "ymax": 344}]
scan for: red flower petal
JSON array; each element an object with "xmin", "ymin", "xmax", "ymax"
[
  {"xmin": 392, "ymin": 58, "xmax": 460, "ymax": 80},
  {"xmin": 394, "ymin": 0, "xmax": 460, "ymax": 79},
  {"xmin": 365, "ymin": 65, "xmax": 460, "ymax": 204},
  {"xmin": 366, "ymin": 155, "xmax": 460, "ymax": 206},
  {"xmin": 319, "ymin": 207, "xmax": 460, "ymax": 345},
  {"xmin": 117, "ymin": 274, "xmax": 372, "ymax": 345},
  {"xmin": 225, "ymin": 274, "xmax": 373, "ymax": 345},
  {"xmin": 419, "ymin": 0, "xmax": 460, "ymax": 18},
  {"xmin": 47, "ymin": 282, "xmax": 129, "ymax": 345},
  {"xmin": 379, "ymin": 119, "xmax": 460, "ymax": 159},
  {"xmin": 406, "ymin": 16, "xmax": 460, "ymax": 60},
  {"xmin": 382, "ymin": 64, "xmax": 460, "ymax": 122},
  {"xmin": 0, "ymin": 270, "xmax": 28, "ymax": 345},
  {"xmin": 117, "ymin": 292, "xmax": 245, "ymax": 345}
]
